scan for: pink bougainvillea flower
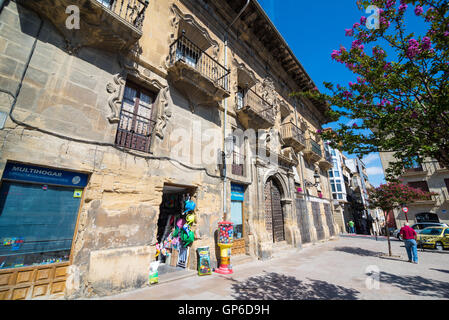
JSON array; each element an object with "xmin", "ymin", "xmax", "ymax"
[
  {"xmin": 395, "ymin": 106, "xmax": 401, "ymax": 111},
  {"xmin": 386, "ymin": 0, "xmax": 395, "ymax": 8},
  {"xmin": 421, "ymin": 36, "xmax": 431, "ymax": 50},
  {"xmin": 407, "ymin": 38, "xmax": 420, "ymax": 58},
  {"xmin": 414, "ymin": 5, "xmax": 423, "ymax": 16},
  {"xmin": 353, "ymin": 22, "xmax": 360, "ymax": 29},
  {"xmin": 352, "ymin": 123, "xmax": 358, "ymax": 128},
  {"xmin": 398, "ymin": 3, "xmax": 408, "ymax": 13},
  {"xmin": 331, "ymin": 49, "xmax": 340, "ymax": 60},
  {"xmin": 360, "ymin": 16, "xmax": 367, "ymax": 24},
  {"xmin": 345, "ymin": 28, "xmax": 354, "ymax": 36}
]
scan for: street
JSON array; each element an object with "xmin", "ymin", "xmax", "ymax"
[{"xmin": 95, "ymin": 235, "xmax": 449, "ymax": 300}]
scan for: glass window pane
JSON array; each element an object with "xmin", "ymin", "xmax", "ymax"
[
  {"xmin": 336, "ymin": 184, "xmax": 342, "ymax": 192},
  {"xmin": 334, "ymin": 171, "xmax": 340, "ymax": 177},
  {"xmin": 230, "ymin": 201, "xmax": 243, "ymax": 239}
]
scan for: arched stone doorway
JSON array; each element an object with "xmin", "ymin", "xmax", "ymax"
[{"xmin": 264, "ymin": 177, "xmax": 285, "ymax": 242}]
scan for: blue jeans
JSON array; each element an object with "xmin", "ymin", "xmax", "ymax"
[
  {"xmin": 349, "ymin": 226, "xmax": 355, "ymax": 233},
  {"xmin": 404, "ymin": 239, "xmax": 418, "ymax": 263}
]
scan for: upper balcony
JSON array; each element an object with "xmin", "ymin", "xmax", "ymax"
[
  {"xmin": 402, "ymin": 164, "xmax": 428, "ymax": 177},
  {"xmin": 319, "ymin": 150, "xmax": 333, "ymax": 170},
  {"xmin": 236, "ymin": 88, "xmax": 276, "ymax": 130},
  {"xmin": 280, "ymin": 122, "xmax": 306, "ymax": 152},
  {"xmin": 303, "ymin": 138, "xmax": 322, "ymax": 163},
  {"xmin": 436, "ymin": 161, "xmax": 449, "ymax": 173},
  {"xmin": 167, "ymin": 33, "xmax": 230, "ymax": 104},
  {"xmin": 19, "ymin": 0, "xmax": 149, "ymax": 53},
  {"xmin": 407, "ymin": 194, "xmax": 439, "ymax": 207}
]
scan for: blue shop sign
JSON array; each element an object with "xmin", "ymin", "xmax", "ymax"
[
  {"xmin": 2, "ymin": 162, "xmax": 88, "ymax": 187},
  {"xmin": 231, "ymin": 183, "xmax": 245, "ymax": 201}
]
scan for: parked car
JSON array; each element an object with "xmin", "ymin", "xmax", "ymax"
[
  {"xmin": 393, "ymin": 222, "xmax": 448, "ymax": 240},
  {"xmin": 417, "ymin": 227, "xmax": 449, "ymax": 251}
]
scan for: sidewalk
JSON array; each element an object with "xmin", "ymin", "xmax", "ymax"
[{"xmin": 92, "ymin": 235, "xmax": 449, "ymax": 300}]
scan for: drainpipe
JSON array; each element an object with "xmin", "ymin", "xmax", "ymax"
[{"xmin": 222, "ymin": 0, "xmax": 250, "ymax": 221}]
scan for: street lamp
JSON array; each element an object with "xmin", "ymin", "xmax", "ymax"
[{"xmin": 304, "ymin": 173, "xmax": 321, "ymax": 188}]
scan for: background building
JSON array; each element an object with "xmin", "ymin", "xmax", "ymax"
[
  {"xmin": 325, "ymin": 143, "xmax": 381, "ymax": 235},
  {"xmin": 379, "ymin": 152, "xmax": 449, "ymax": 227}
]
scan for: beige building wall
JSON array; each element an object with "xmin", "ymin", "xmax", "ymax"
[{"xmin": 0, "ymin": 0, "xmax": 337, "ymax": 299}]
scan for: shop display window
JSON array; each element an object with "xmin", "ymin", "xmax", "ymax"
[{"xmin": 0, "ymin": 182, "xmax": 81, "ymax": 269}]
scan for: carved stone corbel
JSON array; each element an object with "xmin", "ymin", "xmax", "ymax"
[{"xmin": 106, "ymin": 73, "xmax": 126, "ymax": 123}]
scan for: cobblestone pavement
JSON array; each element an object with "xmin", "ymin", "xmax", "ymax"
[{"xmin": 95, "ymin": 235, "xmax": 449, "ymax": 300}]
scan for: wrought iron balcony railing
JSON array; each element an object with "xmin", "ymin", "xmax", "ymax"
[
  {"xmin": 242, "ymin": 88, "xmax": 276, "ymax": 123},
  {"xmin": 281, "ymin": 122, "xmax": 305, "ymax": 146},
  {"xmin": 169, "ymin": 33, "xmax": 230, "ymax": 91},
  {"xmin": 231, "ymin": 151, "xmax": 245, "ymax": 176},
  {"xmin": 97, "ymin": 0, "xmax": 149, "ymax": 30},
  {"xmin": 309, "ymin": 139, "xmax": 322, "ymax": 158}
]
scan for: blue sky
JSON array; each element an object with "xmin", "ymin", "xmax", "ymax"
[{"xmin": 256, "ymin": 0, "xmax": 415, "ymax": 187}]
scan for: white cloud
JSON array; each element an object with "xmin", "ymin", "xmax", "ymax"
[
  {"xmin": 366, "ymin": 166, "xmax": 384, "ymax": 175},
  {"xmin": 363, "ymin": 153, "xmax": 380, "ymax": 165}
]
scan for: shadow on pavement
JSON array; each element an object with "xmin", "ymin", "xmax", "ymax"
[
  {"xmin": 380, "ymin": 272, "xmax": 449, "ymax": 299},
  {"xmin": 429, "ymin": 268, "xmax": 449, "ymax": 275},
  {"xmin": 333, "ymin": 246, "xmax": 384, "ymax": 257},
  {"xmin": 229, "ymin": 272, "xmax": 360, "ymax": 300}
]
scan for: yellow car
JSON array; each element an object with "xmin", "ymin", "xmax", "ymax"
[{"xmin": 417, "ymin": 227, "xmax": 449, "ymax": 251}]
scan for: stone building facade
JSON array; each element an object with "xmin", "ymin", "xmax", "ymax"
[{"xmin": 0, "ymin": 0, "xmax": 337, "ymax": 299}]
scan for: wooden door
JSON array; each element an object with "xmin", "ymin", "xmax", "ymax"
[{"xmin": 264, "ymin": 178, "xmax": 285, "ymax": 242}]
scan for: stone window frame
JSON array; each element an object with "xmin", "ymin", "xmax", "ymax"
[{"xmin": 114, "ymin": 80, "xmax": 158, "ymax": 154}]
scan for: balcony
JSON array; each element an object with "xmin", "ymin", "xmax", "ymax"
[
  {"xmin": 167, "ymin": 33, "xmax": 230, "ymax": 104},
  {"xmin": 19, "ymin": 0, "xmax": 149, "ymax": 52},
  {"xmin": 407, "ymin": 194, "xmax": 439, "ymax": 206},
  {"xmin": 319, "ymin": 150, "xmax": 333, "ymax": 170},
  {"xmin": 280, "ymin": 122, "xmax": 306, "ymax": 152},
  {"xmin": 231, "ymin": 151, "xmax": 245, "ymax": 177},
  {"xmin": 303, "ymin": 139, "xmax": 322, "ymax": 163},
  {"xmin": 436, "ymin": 161, "xmax": 449, "ymax": 173},
  {"xmin": 236, "ymin": 88, "xmax": 276, "ymax": 130},
  {"xmin": 402, "ymin": 164, "xmax": 428, "ymax": 177}
]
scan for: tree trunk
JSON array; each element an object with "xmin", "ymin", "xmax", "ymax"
[{"xmin": 384, "ymin": 211, "xmax": 392, "ymax": 256}]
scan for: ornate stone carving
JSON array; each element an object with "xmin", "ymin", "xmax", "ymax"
[
  {"xmin": 259, "ymin": 76, "xmax": 279, "ymax": 113},
  {"xmin": 106, "ymin": 73, "xmax": 126, "ymax": 123},
  {"xmin": 166, "ymin": 3, "xmax": 220, "ymax": 68},
  {"xmin": 154, "ymin": 87, "xmax": 172, "ymax": 140}
]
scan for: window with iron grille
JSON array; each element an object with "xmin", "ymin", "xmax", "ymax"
[{"xmin": 115, "ymin": 82, "xmax": 156, "ymax": 153}]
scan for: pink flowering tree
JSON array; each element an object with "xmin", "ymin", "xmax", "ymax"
[
  {"xmin": 295, "ymin": 0, "xmax": 449, "ymax": 180},
  {"xmin": 367, "ymin": 182, "xmax": 437, "ymax": 255}
]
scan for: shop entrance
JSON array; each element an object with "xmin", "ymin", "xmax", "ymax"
[
  {"xmin": 264, "ymin": 178, "xmax": 285, "ymax": 242},
  {"xmin": 0, "ymin": 162, "xmax": 88, "ymax": 300},
  {"xmin": 156, "ymin": 184, "xmax": 197, "ymax": 274},
  {"xmin": 230, "ymin": 183, "xmax": 245, "ymax": 255}
]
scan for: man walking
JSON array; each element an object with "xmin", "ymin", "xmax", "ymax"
[
  {"xmin": 399, "ymin": 222, "xmax": 418, "ymax": 264},
  {"xmin": 348, "ymin": 220, "xmax": 355, "ymax": 234}
]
